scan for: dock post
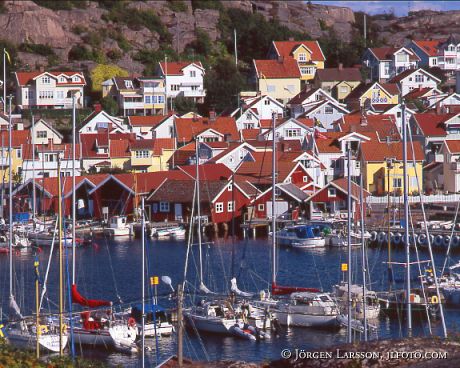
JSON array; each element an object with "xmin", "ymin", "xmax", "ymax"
[
  {"xmin": 177, "ymin": 284, "xmax": 183, "ymax": 368},
  {"xmin": 252, "ymin": 226, "xmax": 256, "ymax": 238}
]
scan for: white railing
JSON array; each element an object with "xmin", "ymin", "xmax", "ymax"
[{"xmin": 367, "ymin": 194, "xmax": 460, "ymax": 204}]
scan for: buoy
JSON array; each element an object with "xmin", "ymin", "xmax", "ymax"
[
  {"xmin": 370, "ymin": 231, "xmax": 377, "ymax": 242},
  {"xmin": 452, "ymin": 236, "xmax": 460, "ymax": 247},
  {"xmin": 418, "ymin": 233, "xmax": 427, "ymax": 245},
  {"xmin": 434, "ymin": 235, "xmax": 444, "ymax": 247},
  {"xmin": 393, "ymin": 233, "xmax": 402, "ymax": 245},
  {"xmin": 377, "ymin": 232, "xmax": 386, "ymax": 244},
  {"xmin": 443, "ymin": 235, "xmax": 451, "ymax": 248}
]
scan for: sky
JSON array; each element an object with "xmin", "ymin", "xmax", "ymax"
[{"xmin": 312, "ymin": 1, "xmax": 460, "ymax": 16}]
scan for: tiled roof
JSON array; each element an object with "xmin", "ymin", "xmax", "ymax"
[
  {"xmin": 22, "ymin": 143, "xmax": 81, "ymax": 160},
  {"xmin": 15, "ymin": 71, "xmax": 86, "ymax": 86},
  {"xmin": 153, "ymin": 138, "xmax": 175, "ymax": 155},
  {"xmin": 380, "ymin": 83, "xmax": 400, "ymax": 96},
  {"xmin": 254, "ymin": 58, "xmax": 300, "ymax": 79},
  {"xmin": 241, "ymin": 129, "xmax": 261, "ymax": 140},
  {"xmin": 360, "ymin": 140, "xmax": 424, "ymax": 162},
  {"xmin": 80, "ymin": 133, "xmax": 135, "ymax": 159},
  {"xmin": 413, "ymin": 113, "xmax": 453, "ymax": 137},
  {"xmin": 31, "ymin": 174, "xmax": 108, "ymax": 197},
  {"xmin": 148, "ymin": 179, "xmax": 229, "ymax": 203},
  {"xmin": 388, "ymin": 69, "xmax": 418, "ymax": 83},
  {"xmin": 128, "ymin": 115, "xmax": 170, "ymax": 127},
  {"xmin": 259, "ymin": 119, "xmax": 273, "ymax": 129},
  {"xmin": 178, "ymin": 163, "xmax": 233, "ymax": 181},
  {"xmin": 314, "ymin": 132, "xmax": 346, "ymax": 153},
  {"xmin": 404, "ymin": 87, "xmax": 434, "ymax": 99},
  {"xmin": 130, "ymin": 139, "xmax": 155, "ymax": 150},
  {"xmin": 369, "ymin": 47, "xmax": 419, "ymax": 61},
  {"xmin": 287, "ymin": 87, "xmax": 319, "ymax": 105},
  {"xmin": 175, "ymin": 116, "xmax": 238, "ymax": 143},
  {"xmin": 0, "ymin": 130, "xmax": 30, "ymax": 147},
  {"xmin": 339, "ymin": 114, "xmax": 400, "ymax": 139},
  {"xmin": 411, "ymin": 40, "xmax": 440, "ymax": 57},
  {"xmin": 273, "ymin": 40, "xmax": 325, "ymax": 61},
  {"xmin": 159, "ymin": 61, "xmax": 203, "ymax": 76},
  {"xmin": 445, "ymin": 140, "xmax": 460, "ymax": 154},
  {"xmin": 315, "ymin": 67, "xmax": 362, "ymax": 82}
]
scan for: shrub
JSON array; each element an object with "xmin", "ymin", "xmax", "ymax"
[
  {"xmin": 19, "ymin": 43, "xmax": 55, "ymax": 57},
  {"xmin": 101, "ymin": 95, "xmax": 119, "ymax": 116},
  {"xmin": 90, "ymin": 64, "xmax": 129, "ymax": 92},
  {"xmin": 167, "ymin": 0, "xmax": 188, "ymax": 13},
  {"xmin": 33, "ymin": 0, "xmax": 87, "ymax": 10},
  {"xmin": 106, "ymin": 49, "xmax": 122, "ymax": 61},
  {"xmin": 191, "ymin": 0, "xmax": 223, "ymax": 11},
  {"xmin": 68, "ymin": 44, "xmax": 106, "ymax": 63},
  {"xmin": 71, "ymin": 24, "xmax": 87, "ymax": 35}
]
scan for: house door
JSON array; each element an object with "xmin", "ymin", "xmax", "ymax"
[{"xmin": 175, "ymin": 203, "xmax": 183, "ymax": 221}]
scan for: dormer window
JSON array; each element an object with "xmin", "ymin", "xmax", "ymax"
[
  {"xmin": 190, "ymin": 70, "xmax": 196, "ymax": 77},
  {"xmin": 449, "ymin": 45, "xmax": 455, "ymax": 52},
  {"xmin": 124, "ymin": 80, "xmax": 133, "ymax": 88},
  {"xmin": 396, "ymin": 53, "xmax": 408, "ymax": 62},
  {"xmin": 60, "ymin": 76, "xmax": 66, "ymax": 82},
  {"xmin": 73, "ymin": 76, "xmax": 80, "ymax": 82},
  {"xmin": 42, "ymin": 76, "xmax": 50, "ymax": 84},
  {"xmin": 298, "ymin": 53, "xmax": 307, "ymax": 62}
]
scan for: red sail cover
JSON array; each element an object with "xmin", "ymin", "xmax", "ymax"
[
  {"xmin": 71, "ymin": 284, "xmax": 112, "ymax": 308},
  {"xmin": 271, "ymin": 282, "xmax": 320, "ymax": 295}
]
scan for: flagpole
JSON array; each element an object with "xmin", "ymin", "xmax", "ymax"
[{"xmin": 3, "ymin": 49, "xmax": 6, "ymax": 114}]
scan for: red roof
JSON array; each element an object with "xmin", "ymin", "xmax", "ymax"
[
  {"xmin": 404, "ymin": 87, "xmax": 435, "ymax": 99},
  {"xmin": 31, "ymin": 174, "xmax": 108, "ymax": 197},
  {"xmin": 22, "ymin": 143, "xmax": 81, "ymax": 160},
  {"xmin": 369, "ymin": 47, "xmax": 420, "ymax": 61},
  {"xmin": 338, "ymin": 114, "xmax": 400, "ymax": 140},
  {"xmin": 241, "ymin": 129, "xmax": 261, "ymax": 140},
  {"xmin": 153, "ymin": 138, "xmax": 175, "ymax": 155},
  {"xmin": 380, "ymin": 83, "xmax": 400, "ymax": 96},
  {"xmin": 413, "ymin": 113, "xmax": 454, "ymax": 137},
  {"xmin": 130, "ymin": 139, "xmax": 155, "ymax": 150},
  {"xmin": 360, "ymin": 140, "xmax": 424, "ymax": 162},
  {"xmin": 273, "ymin": 40, "xmax": 325, "ymax": 62},
  {"xmin": 254, "ymin": 58, "xmax": 300, "ymax": 79},
  {"xmin": 80, "ymin": 133, "xmax": 135, "ymax": 159},
  {"xmin": 412, "ymin": 40, "xmax": 440, "ymax": 57},
  {"xmin": 159, "ymin": 61, "xmax": 203, "ymax": 76},
  {"xmin": 0, "ymin": 130, "xmax": 30, "ymax": 147},
  {"xmin": 314, "ymin": 132, "xmax": 346, "ymax": 154},
  {"xmin": 445, "ymin": 140, "xmax": 460, "ymax": 154},
  {"xmin": 128, "ymin": 115, "xmax": 170, "ymax": 127},
  {"xmin": 175, "ymin": 117, "xmax": 238, "ymax": 143},
  {"xmin": 15, "ymin": 71, "xmax": 86, "ymax": 86}
]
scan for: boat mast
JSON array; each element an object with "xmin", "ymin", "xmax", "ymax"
[
  {"xmin": 195, "ymin": 139, "xmax": 203, "ymax": 285},
  {"xmin": 72, "ymin": 95, "xmax": 76, "ymax": 284},
  {"xmin": 35, "ymin": 257, "xmax": 40, "ymax": 358},
  {"xmin": 58, "ymin": 154, "xmax": 64, "ymax": 355},
  {"xmin": 402, "ymin": 100, "xmax": 412, "ymax": 334},
  {"xmin": 359, "ymin": 174, "xmax": 368, "ymax": 341},
  {"xmin": 141, "ymin": 197, "xmax": 146, "ymax": 368},
  {"xmin": 271, "ymin": 112, "xmax": 276, "ymax": 286},
  {"xmin": 7, "ymin": 95, "xmax": 12, "ymax": 299},
  {"xmin": 346, "ymin": 145, "xmax": 352, "ymax": 344},
  {"xmin": 32, "ymin": 112, "xmax": 36, "ymax": 228}
]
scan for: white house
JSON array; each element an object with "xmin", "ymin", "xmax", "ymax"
[
  {"xmin": 127, "ymin": 114, "xmax": 175, "ymax": 139},
  {"xmin": 437, "ymin": 35, "xmax": 460, "ymax": 73},
  {"xmin": 363, "ymin": 47, "xmax": 419, "ymax": 82},
  {"xmin": 290, "ymin": 150, "xmax": 326, "ymax": 188},
  {"xmin": 15, "ymin": 71, "xmax": 85, "ymax": 109},
  {"xmin": 287, "ymin": 87, "xmax": 339, "ymax": 117},
  {"xmin": 389, "ymin": 68, "xmax": 440, "ymax": 96},
  {"xmin": 262, "ymin": 117, "xmax": 313, "ymax": 142},
  {"xmin": 441, "ymin": 140, "xmax": 460, "ymax": 192},
  {"xmin": 209, "ymin": 142, "xmax": 257, "ymax": 171},
  {"xmin": 368, "ymin": 103, "xmax": 415, "ymax": 134},
  {"xmin": 157, "ymin": 61, "xmax": 205, "ymax": 103},
  {"xmin": 428, "ymin": 93, "xmax": 460, "ymax": 113},
  {"xmin": 297, "ymin": 99, "xmax": 350, "ymax": 130},
  {"xmin": 232, "ymin": 95, "xmax": 285, "ymax": 131},
  {"xmin": 30, "ymin": 119, "xmax": 63, "ymax": 145},
  {"xmin": 78, "ymin": 109, "xmax": 129, "ymax": 136}
]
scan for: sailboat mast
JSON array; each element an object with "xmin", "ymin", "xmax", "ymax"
[
  {"xmin": 141, "ymin": 197, "xmax": 146, "ymax": 368},
  {"xmin": 346, "ymin": 146, "xmax": 352, "ymax": 344},
  {"xmin": 32, "ymin": 113, "xmax": 36, "ymax": 227},
  {"xmin": 271, "ymin": 112, "xmax": 276, "ymax": 285},
  {"xmin": 58, "ymin": 155, "xmax": 64, "ymax": 355},
  {"xmin": 359, "ymin": 174, "xmax": 368, "ymax": 341},
  {"xmin": 195, "ymin": 140, "xmax": 203, "ymax": 284},
  {"xmin": 72, "ymin": 95, "xmax": 76, "ymax": 284},
  {"xmin": 402, "ymin": 100, "xmax": 412, "ymax": 333},
  {"xmin": 7, "ymin": 95, "xmax": 12, "ymax": 297}
]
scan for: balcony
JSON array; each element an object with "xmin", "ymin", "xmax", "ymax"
[
  {"xmin": 451, "ymin": 162, "xmax": 460, "ymax": 172},
  {"xmin": 181, "ymin": 89, "xmax": 206, "ymax": 98},
  {"xmin": 0, "ymin": 157, "xmax": 9, "ymax": 167},
  {"xmin": 123, "ymin": 101, "xmax": 145, "ymax": 109}
]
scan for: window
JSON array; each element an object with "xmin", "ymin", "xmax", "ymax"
[
  {"xmin": 303, "ymin": 176, "xmax": 309, "ymax": 182},
  {"xmin": 243, "ymin": 123, "xmax": 254, "ymax": 129},
  {"xmin": 447, "ymin": 58, "xmax": 455, "ymax": 64},
  {"xmin": 39, "ymin": 91, "xmax": 54, "ymax": 99},
  {"xmin": 57, "ymin": 91, "xmax": 64, "ymax": 99},
  {"xmin": 228, "ymin": 184, "xmax": 233, "ymax": 191},
  {"xmin": 190, "ymin": 70, "xmax": 196, "ymax": 77},
  {"xmin": 267, "ymin": 85, "xmax": 276, "ymax": 92},
  {"xmin": 215, "ymin": 202, "xmax": 224, "ymax": 213},
  {"xmin": 300, "ymin": 67, "xmax": 308, "ymax": 75},
  {"xmin": 16, "ymin": 148, "xmax": 22, "ymax": 158},
  {"xmin": 397, "ymin": 111, "xmax": 401, "ymax": 118},
  {"xmin": 284, "ymin": 128, "xmax": 301, "ymax": 137},
  {"xmin": 171, "ymin": 84, "xmax": 180, "ymax": 91},
  {"xmin": 59, "ymin": 76, "xmax": 66, "ymax": 82},
  {"xmin": 258, "ymin": 203, "xmax": 265, "ymax": 211},
  {"xmin": 158, "ymin": 96, "xmax": 165, "ymax": 103},
  {"xmin": 415, "ymin": 74, "xmax": 424, "ymax": 83},
  {"xmin": 124, "ymin": 80, "xmax": 133, "ymax": 88},
  {"xmin": 298, "ymin": 53, "xmax": 307, "ymax": 62},
  {"xmin": 316, "ymin": 93, "xmax": 321, "ymax": 101},
  {"xmin": 264, "ymin": 99, "xmax": 270, "ymax": 105},
  {"xmin": 44, "ymin": 153, "xmax": 56, "ymax": 162},
  {"xmin": 191, "ymin": 85, "xmax": 199, "ymax": 91},
  {"xmin": 393, "ymin": 178, "xmax": 402, "ymax": 188},
  {"xmin": 36, "ymin": 131, "xmax": 47, "ymax": 138},
  {"xmin": 340, "ymin": 86, "xmax": 348, "ymax": 93},
  {"xmin": 432, "ymin": 58, "xmax": 437, "ymax": 66},
  {"xmin": 325, "ymin": 106, "xmax": 334, "ymax": 114},
  {"xmin": 73, "ymin": 76, "xmax": 80, "ymax": 82},
  {"xmin": 135, "ymin": 150, "xmax": 149, "ymax": 158},
  {"xmin": 145, "ymin": 95, "xmax": 151, "ymax": 104},
  {"xmin": 42, "ymin": 76, "xmax": 50, "ymax": 84},
  {"xmin": 396, "ymin": 53, "xmax": 407, "ymax": 62},
  {"xmin": 159, "ymin": 202, "xmax": 170, "ymax": 212},
  {"xmin": 227, "ymin": 201, "xmax": 234, "ymax": 212},
  {"xmin": 328, "ymin": 188, "xmax": 336, "ymax": 197}
]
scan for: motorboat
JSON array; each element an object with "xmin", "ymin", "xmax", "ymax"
[
  {"xmin": 275, "ymin": 225, "xmax": 325, "ymax": 249},
  {"xmin": 332, "ymin": 282, "xmax": 381, "ymax": 319},
  {"xmin": 104, "ymin": 216, "xmax": 131, "ymax": 237},
  {"xmin": 128, "ymin": 303, "xmax": 174, "ymax": 337},
  {"xmin": 183, "ymin": 300, "xmax": 237, "ymax": 335}
]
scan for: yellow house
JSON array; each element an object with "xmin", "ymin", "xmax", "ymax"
[
  {"xmin": 0, "ymin": 130, "xmax": 29, "ymax": 183},
  {"xmin": 360, "ymin": 139, "xmax": 424, "ymax": 195},
  {"xmin": 314, "ymin": 66, "xmax": 362, "ymax": 101},
  {"xmin": 345, "ymin": 82, "xmax": 400, "ymax": 110},
  {"xmin": 253, "ymin": 58, "xmax": 301, "ymax": 104},
  {"xmin": 130, "ymin": 138, "xmax": 175, "ymax": 173},
  {"xmin": 270, "ymin": 40, "xmax": 325, "ymax": 81}
]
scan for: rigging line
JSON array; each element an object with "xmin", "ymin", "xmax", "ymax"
[
  {"xmin": 39, "ymin": 218, "xmax": 58, "ymax": 310},
  {"xmin": 441, "ymin": 200, "xmax": 460, "ymax": 275},
  {"xmin": 407, "ymin": 124, "xmax": 447, "ymax": 338},
  {"xmin": 182, "ymin": 173, "xmax": 197, "ymax": 289},
  {"xmin": 103, "ymin": 233, "xmax": 122, "ymax": 304}
]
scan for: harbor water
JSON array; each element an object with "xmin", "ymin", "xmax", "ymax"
[{"xmin": 0, "ymin": 235, "xmax": 459, "ymax": 367}]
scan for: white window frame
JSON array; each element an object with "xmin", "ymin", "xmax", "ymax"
[
  {"xmin": 258, "ymin": 203, "xmax": 264, "ymax": 211},
  {"xmin": 227, "ymin": 201, "xmax": 234, "ymax": 212},
  {"xmin": 215, "ymin": 202, "xmax": 224, "ymax": 213},
  {"xmin": 42, "ymin": 76, "xmax": 51, "ymax": 84},
  {"xmin": 135, "ymin": 150, "xmax": 149, "ymax": 158},
  {"xmin": 190, "ymin": 70, "xmax": 196, "ymax": 77},
  {"xmin": 159, "ymin": 202, "xmax": 170, "ymax": 212},
  {"xmin": 36, "ymin": 130, "xmax": 47, "ymax": 138},
  {"xmin": 298, "ymin": 53, "xmax": 307, "ymax": 62},
  {"xmin": 328, "ymin": 187, "xmax": 336, "ymax": 197},
  {"xmin": 228, "ymin": 184, "xmax": 233, "ymax": 191},
  {"xmin": 325, "ymin": 106, "xmax": 334, "ymax": 114},
  {"xmin": 303, "ymin": 176, "xmax": 309, "ymax": 182}
]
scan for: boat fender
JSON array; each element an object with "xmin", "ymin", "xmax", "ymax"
[
  {"xmin": 377, "ymin": 232, "xmax": 386, "ymax": 244},
  {"xmin": 453, "ymin": 236, "xmax": 460, "ymax": 247},
  {"xmin": 434, "ymin": 235, "xmax": 443, "ymax": 247},
  {"xmin": 429, "ymin": 234, "xmax": 434, "ymax": 245},
  {"xmin": 444, "ymin": 236, "xmax": 451, "ymax": 247},
  {"xmin": 260, "ymin": 290, "xmax": 266, "ymax": 301},
  {"xmin": 431, "ymin": 295, "xmax": 439, "ymax": 304},
  {"xmin": 393, "ymin": 233, "xmax": 402, "ymax": 245},
  {"xmin": 370, "ymin": 231, "xmax": 377, "ymax": 242},
  {"xmin": 418, "ymin": 234, "xmax": 427, "ymax": 245},
  {"xmin": 128, "ymin": 317, "xmax": 136, "ymax": 328},
  {"xmin": 61, "ymin": 323, "xmax": 67, "ymax": 334}
]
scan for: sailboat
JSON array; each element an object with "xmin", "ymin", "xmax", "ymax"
[{"xmin": 6, "ymin": 100, "xmax": 66, "ymax": 354}]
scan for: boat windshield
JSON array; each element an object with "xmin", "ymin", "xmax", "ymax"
[{"xmin": 295, "ymin": 226, "xmax": 321, "ymax": 239}]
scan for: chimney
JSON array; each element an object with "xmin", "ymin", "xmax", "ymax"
[
  {"xmin": 338, "ymin": 63, "xmax": 343, "ymax": 71},
  {"xmin": 277, "ymin": 55, "xmax": 284, "ymax": 63},
  {"xmin": 39, "ymin": 66, "xmax": 45, "ymax": 73},
  {"xmin": 449, "ymin": 87, "xmax": 454, "ymax": 95},
  {"xmin": 436, "ymin": 101, "xmax": 441, "ymax": 115},
  {"xmin": 94, "ymin": 103, "xmax": 102, "ymax": 112},
  {"xmin": 192, "ymin": 112, "xmax": 198, "ymax": 121},
  {"xmin": 48, "ymin": 138, "xmax": 53, "ymax": 149},
  {"xmin": 360, "ymin": 113, "xmax": 368, "ymax": 126},
  {"xmin": 289, "ymin": 37, "xmax": 294, "ymax": 41},
  {"xmin": 209, "ymin": 110, "xmax": 216, "ymax": 122}
]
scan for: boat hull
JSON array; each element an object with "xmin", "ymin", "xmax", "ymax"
[
  {"xmin": 184, "ymin": 312, "xmax": 235, "ymax": 335},
  {"xmin": 73, "ymin": 324, "xmax": 136, "ymax": 350},
  {"xmin": 274, "ymin": 307, "xmax": 339, "ymax": 328},
  {"xmin": 8, "ymin": 330, "xmax": 68, "ymax": 353}
]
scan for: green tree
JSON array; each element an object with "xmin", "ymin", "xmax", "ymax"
[
  {"xmin": 90, "ymin": 64, "xmax": 129, "ymax": 92},
  {"xmin": 172, "ymin": 96, "xmax": 197, "ymax": 115},
  {"xmin": 100, "ymin": 96, "xmax": 119, "ymax": 115}
]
